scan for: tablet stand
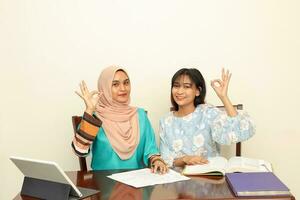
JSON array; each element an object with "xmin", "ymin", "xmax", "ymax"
[{"xmin": 21, "ymin": 176, "xmax": 72, "ymax": 200}]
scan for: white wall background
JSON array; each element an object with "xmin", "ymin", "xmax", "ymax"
[{"xmin": 1, "ymin": 0, "xmax": 299, "ymax": 199}]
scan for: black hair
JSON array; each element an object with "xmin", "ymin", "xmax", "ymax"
[{"xmin": 171, "ymin": 68, "xmax": 206, "ymax": 111}]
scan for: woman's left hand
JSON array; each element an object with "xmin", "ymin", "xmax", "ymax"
[
  {"xmin": 211, "ymin": 68, "xmax": 232, "ymax": 100},
  {"xmin": 151, "ymin": 159, "xmax": 169, "ymax": 174}
]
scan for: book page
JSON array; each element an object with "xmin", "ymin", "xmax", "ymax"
[
  {"xmin": 183, "ymin": 156, "xmax": 228, "ymax": 175},
  {"xmin": 226, "ymin": 157, "xmax": 272, "ymax": 173}
]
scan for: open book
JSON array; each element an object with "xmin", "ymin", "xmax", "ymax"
[{"xmin": 182, "ymin": 156, "xmax": 272, "ymax": 176}]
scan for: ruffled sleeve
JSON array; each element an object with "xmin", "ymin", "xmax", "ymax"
[
  {"xmin": 159, "ymin": 118, "xmax": 176, "ymax": 167},
  {"xmin": 71, "ymin": 112, "xmax": 102, "ymax": 157},
  {"xmin": 205, "ymin": 105, "xmax": 255, "ymax": 145}
]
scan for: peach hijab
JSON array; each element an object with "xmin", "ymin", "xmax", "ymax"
[{"xmin": 94, "ymin": 65, "xmax": 140, "ymax": 160}]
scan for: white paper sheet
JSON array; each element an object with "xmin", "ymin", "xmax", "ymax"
[{"xmin": 107, "ymin": 168, "xmax": 190, "ymax": 188}]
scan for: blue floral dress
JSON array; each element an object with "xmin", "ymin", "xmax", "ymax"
[{"xmin": 159, "ymin": 104, "xmax": 255, "ymax": 167}]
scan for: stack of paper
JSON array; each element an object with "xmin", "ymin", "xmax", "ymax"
[{"xmin": 107, "ymin": 168, "xmax": 190, "ymax": 188}]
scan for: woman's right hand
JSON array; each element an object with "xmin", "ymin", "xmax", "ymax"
[
  {"xmin": 182, "ymin": 155, "xmax": 208, "ymax": 165},
  {"xmin": 75, "ymin": 80, "xmax": 101, "ymax": 114}
]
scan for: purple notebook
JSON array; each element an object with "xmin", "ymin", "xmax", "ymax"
[{"xmin": 226, "ymin": 172, "xmax": 290, "ymax": 197}]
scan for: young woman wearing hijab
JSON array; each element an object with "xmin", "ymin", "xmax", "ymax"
[
  {"xmin": 159, "ymin": 68, "xmax": 255, "ymax": 167},
  {"xmin": 72, "ymin": 65, "xmax": 168, "ymax": 174}
]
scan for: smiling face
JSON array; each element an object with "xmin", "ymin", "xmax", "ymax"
[
  {"xmin": 172, "ymin": 74, "xmax": 200, "ymax": 109},
  {"xmin": 111, "ymin": 70, "xmax": 131, "ymax": 103}
]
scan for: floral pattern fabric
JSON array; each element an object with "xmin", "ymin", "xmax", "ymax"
[{"xmin": 159, "ymin": 104, "xmax": 255, "ymax": 167}]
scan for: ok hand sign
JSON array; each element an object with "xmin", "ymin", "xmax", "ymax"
[
  {"xmin": 211, "ymin": 68, "xmax": 232, "ymax": 100},
  {"xmin": 75, "ymin": 81, "xmax": 101, "ymax": 114}
]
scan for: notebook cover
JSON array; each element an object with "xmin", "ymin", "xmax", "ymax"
[{"xmin": 225, "ymin": 172, "xmax": 290, "ymax": 196}]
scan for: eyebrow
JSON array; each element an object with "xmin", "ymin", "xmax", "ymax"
[
  {"xmin": 112, "ymin": 79, "xmax": 130, "ymax": 83},
  {"xmin": 174, "ymin": 81, "xmax": 192, "ymax": 85}
]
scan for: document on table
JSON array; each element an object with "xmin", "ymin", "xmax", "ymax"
[{"xmin": 107, "ymin": 168, "xmax": 190, "ymax": 188}]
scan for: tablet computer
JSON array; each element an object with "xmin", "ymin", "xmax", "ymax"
[{"xmin": 10, "ymin": 156, "xmax": 98, "ymax": 199}]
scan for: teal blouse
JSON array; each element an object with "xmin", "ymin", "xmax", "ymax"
[{"xmin": 91, "ymin": 108, "xmax": 159, "ymax": 170}]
